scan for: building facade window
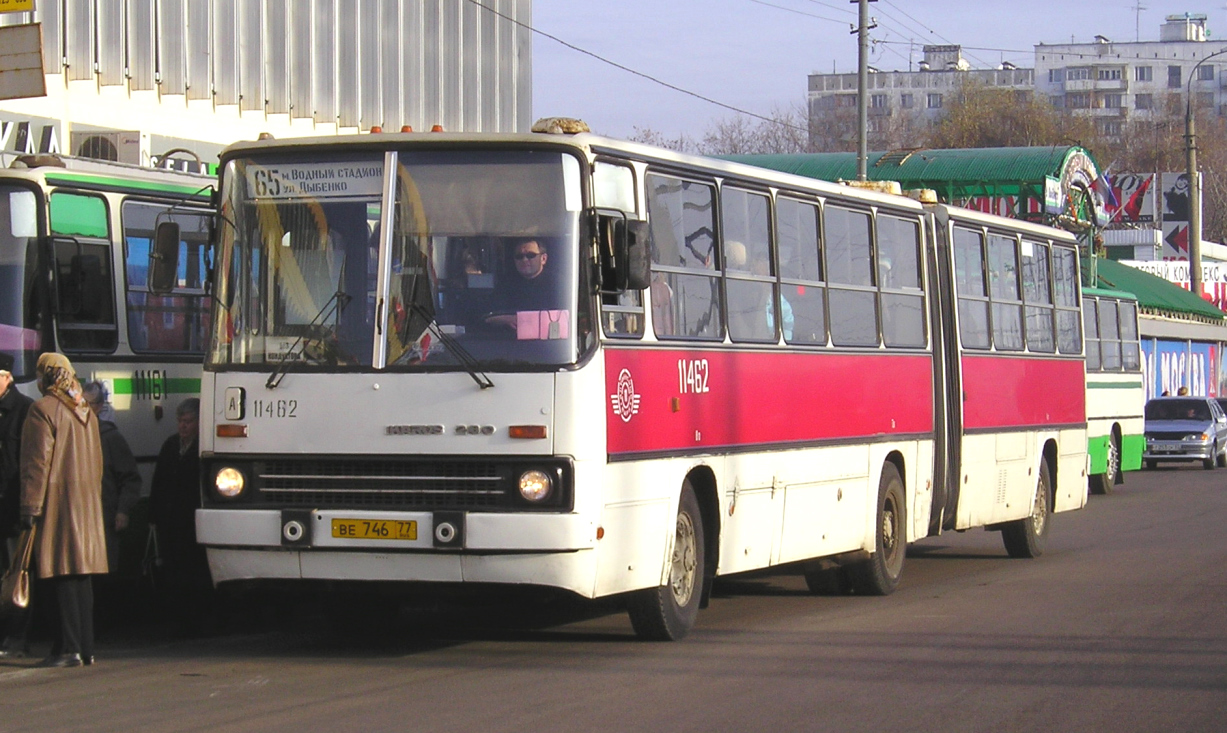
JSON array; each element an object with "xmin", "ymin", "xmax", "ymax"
[
  {"xmin": 1103, "ymin": 93, "xmax": 1123, "ymax": 108},
  {"xmin": 1135, "ymin": 93, "xmax": 1153, "ymax": 110},
  {"xmin": 870, "ymin": 93, "xmax": 888, "ymax": 108},
  {"xmin": 1067, "ymin": 93, "xmax": 1090, "ymax": 109},
  {"xmin": 1067, "ymin": 67, "xmax": 1091, "ymax": 81},
  {"xmin": 927, "ymin": 93, "xmax": 943, "ymax": 109},
  {"xmin": 1097, "ymin": 68, "xmax": 1121, "ymax": 81},
  {"xmin": 900, "ymin": 93, "xmax": 914, "ymax": 109},
  {"xmin": 1049, "ymin": 68, "xmax": 1064, "ymax": 83},
  {"xmin": 1135, "ymin": 65, "xmax": 1152, "ymax": 82},
  {"xmin": 1169, "ymin": 65, "xmax": 1182, "ymax": 88},
  {"xmin": 1099, "ymin": 120, "xmax": 1122, "ymax": 136},
  {"xmin": 1197, "ymin": 64, "xmax": 1215, "ymax": 81}
]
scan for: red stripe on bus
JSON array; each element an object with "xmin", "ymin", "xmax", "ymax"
[
  {"xmin": 960, "ymin": 354, "xmax": 1086, "ymax": 429},
  {"xmin": 604, "ymin": 349, "xmax": 935, "ymax": 455}
]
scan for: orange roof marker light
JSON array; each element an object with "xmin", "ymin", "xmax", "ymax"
[
  {"xmin": 401, "ymin": 125, "xmax": 413, "ymax": 132},
  {"xmin": 257, "ymin": 132, "xmax": 275, "ymax": 140},
  {"xmin": 430, "ymin": 125, "xmax": 444, "ymax": 132},
  {"xmin": 369, "ymin": 126, "xmax": 383, "ymax": 133}
]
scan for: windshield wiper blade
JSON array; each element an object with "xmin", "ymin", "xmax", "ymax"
[
  {"xmin": 265, "ymin": 289, "xmax": 352, "ymax": 389},
  {"xmin": 407, "ymin": 301, "xmax": 494, "ymax": 390}
]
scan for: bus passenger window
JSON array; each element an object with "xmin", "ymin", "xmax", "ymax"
[{"xmin": 952, "ymin": 227, "xmax": 990, "ymax": 350}]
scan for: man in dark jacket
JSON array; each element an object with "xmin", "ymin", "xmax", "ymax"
[
  {"xmin": 149, "ymin": 397, "xmax": 210, "ymax": 634},
  {"xmin": 82, "ymin": 381, "xmax": 141, "ymax": 571},
  {"xmin": 0, "ymin": 362, "xmax": 34, "ymax": 658}
]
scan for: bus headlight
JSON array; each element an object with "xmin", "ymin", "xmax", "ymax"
[
  {"xmin": 215, "ymin": 467, "xmax": 246, "ymax": 498},
  {"xmin": 518, "ymin": 469, "xmax": 553, "ymax": 502}
]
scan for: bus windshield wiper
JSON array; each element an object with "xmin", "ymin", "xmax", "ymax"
[
  {"xmin": 407, "ymin": 300, "xmax": 494, "ymax": 390},
  {"xmin": 265, "ymin": 289, "xmax": 352, "ymax": 389}
]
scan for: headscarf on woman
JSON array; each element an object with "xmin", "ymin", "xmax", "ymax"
[{"xmin": 35, "ymin": 353, "xmax": 91, "ymax": 424}]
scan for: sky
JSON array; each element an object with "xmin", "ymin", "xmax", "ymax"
[{"xmin": 531, "ymin": 0, "xmax": 1227, "ymax": 140}]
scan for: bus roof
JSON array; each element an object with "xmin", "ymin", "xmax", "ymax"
[{"xmin": 0, "ymin": 153, "xmax": 214, "ymax": 200}]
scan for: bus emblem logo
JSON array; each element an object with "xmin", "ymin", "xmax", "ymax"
[{"xmin": 610, "ymin": 369, "xmax": 641, "ymax": 422}]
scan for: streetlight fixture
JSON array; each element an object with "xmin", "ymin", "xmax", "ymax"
[{"xmin": 1184, "ymin": 47, "xmax": 1227, "ymax": 299}]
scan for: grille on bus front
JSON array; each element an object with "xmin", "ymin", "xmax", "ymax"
[{"xmin": 256, "ymin": 459, "xmax": 506, "ymax": 509}]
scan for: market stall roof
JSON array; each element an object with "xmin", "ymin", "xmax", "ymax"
[{"xmin": 1086, "ymin": 258, "xmax": 1227, "ymax": 323}]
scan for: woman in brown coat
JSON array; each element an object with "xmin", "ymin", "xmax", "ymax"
[{"xmin": 19, "ymin": 353, "xmax": 107, "ymax": 668}]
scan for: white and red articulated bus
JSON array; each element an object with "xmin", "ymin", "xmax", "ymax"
[{"xmin": 174, "ymin": 124, "xmax": 1087, "ymax": 640}]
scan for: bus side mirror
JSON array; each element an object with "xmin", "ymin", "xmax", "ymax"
[
  {"xmin": 150, "ymin": 221, "xmax": 181, "ymax": 295},
  {"xmin": 596, "ymin": 210, "xmax": 650, "ymax": 292}
]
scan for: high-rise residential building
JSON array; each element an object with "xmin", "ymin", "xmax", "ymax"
[
  {"xmin": 1035, "ymin": 13, "xmax": 1225, "ymax": 138},
  {"xmin": 806, "ymin": 44, "xmax": 1034, "ymax": 150}
]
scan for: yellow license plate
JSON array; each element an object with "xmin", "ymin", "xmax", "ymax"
[{"xmin": 331, "ymin": 518, "xmax": 418, "ymax": 540}]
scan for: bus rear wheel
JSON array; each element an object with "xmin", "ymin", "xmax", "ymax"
[
  {"xmin": 846, "ymin": 463, "xmax": 906, "ymax": 596},
  {"xmin": 627, "ymin": 482, "xmax": 705, "ymax": 641},
  {"xmin": 1002, "ymin": 461, "xmax": 1051, "ymax": 558}
]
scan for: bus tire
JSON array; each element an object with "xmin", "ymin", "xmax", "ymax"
[
  {"xmin": 1091, "ymin": 433, "xmax": 1119, "ymax": 495},
  {"xmin": 846, "ymin": 463, "xmax": 906, "ymax": 596},
  {"xmin": 627, "ymin": 482, "xmax": 705, "ymax": 641},
  {"xmin": 1002, "ymin": 461, "xmax": 1051, "ymax": 559}
]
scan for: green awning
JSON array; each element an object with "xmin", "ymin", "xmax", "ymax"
[
  {"xmin": 725, "ymin": 146, "xmax": 1089, "ymax": 200},
  {"xmin": 1085, "ymin": 257, "xmax": 1227, "ymax": 322}
]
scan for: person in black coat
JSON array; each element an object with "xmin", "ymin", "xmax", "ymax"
[
  {"xmin": 0, "ymin": 364, "xmax": 34, "ymax": 657},
  {"xmin": 148, "ymin": 397, "xmax": 211, "ymax": 633},
  {"xmin": 81, "ymin": 382, "xmax": 141, "ymax": 571}
]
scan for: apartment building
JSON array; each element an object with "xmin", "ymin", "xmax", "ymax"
[
  {"xmin": 806, "ymin": 44, "xmax": 1034, "ymax": 149},
  {"xmin": 1035, "ymin": 14, "xmax": 1226, "ymax": 138}
]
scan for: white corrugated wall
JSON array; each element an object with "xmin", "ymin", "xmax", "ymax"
[{"xmin": 2, "ymin": 0, "xmax": 531, "ymax": 133}]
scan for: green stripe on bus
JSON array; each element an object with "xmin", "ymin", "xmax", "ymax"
[
  {"xmin": 1086, "ymin": 381, "xmax": 1144, "ymax": 389},
  {"xmin": 1087, "ymin": 432, "xmax": 1145, "ymax": 475},
  {"xmin": 109, "ymin": 377, "xmax": 202, "ymax": 395},
  {"xmin": 43, "ymin": 170, "xmax": 213, "ymax": 199}
]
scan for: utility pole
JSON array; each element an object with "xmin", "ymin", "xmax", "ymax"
[
  {"xmin": 853, "ymin": 0, "xmax": 877, "ymax": 181},
  {"xmin": 1185, "ymin": 47, "xmax": 1227, "ymax": 300}
]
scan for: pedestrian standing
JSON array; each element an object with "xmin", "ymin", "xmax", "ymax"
[
  {"xmin": 82, "ymin": 381, "xmax": 141, "ymax": 571},
  {"xmin": 149, "ymin": 398, "xmax": 211, "ymax": 635},
  {"xmin": 0, "ymin": 362, "xmax": 34, "ymax": 658},
  {"xmin": 19, "ymin": 353, "xmax": 108, "ymax": 668}
]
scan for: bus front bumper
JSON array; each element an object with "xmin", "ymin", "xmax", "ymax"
[{"xmin": 196, "ymin": 509, "xmax": 599, "ymax": 594}]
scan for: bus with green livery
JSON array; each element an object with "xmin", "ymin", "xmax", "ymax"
[
  {"xmin": 0, "ymin": 152, "xmax": 214, "ymax": 484},
  {"xmin": 1082, "ymin": 287, "xmax": 1145, "ymax": 494}
]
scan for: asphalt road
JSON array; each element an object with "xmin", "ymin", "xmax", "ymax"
[{"xmin": 2, "ymin": 464, "xmax": 1225, "ymax": 733}]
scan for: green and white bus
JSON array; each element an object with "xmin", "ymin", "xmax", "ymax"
[
  {"xmin": 1082, "ymin": 287, "xmax": 1145, "ymax": 494},
  {"xmin": 0, "ymin": 152, "xmax": 214, "ymax": 483}
]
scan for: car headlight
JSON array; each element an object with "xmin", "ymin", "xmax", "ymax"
[
  {"xmin": 518, "ymin": 469, "xmax": 553, "ymax": 502},
  {"xmin": 215, "ymin": 467, "xmax": 246, "ymax": 498},
  {"xmin": 1185, "ymin": 433, "xmax": 1209, "ymax": 441}
]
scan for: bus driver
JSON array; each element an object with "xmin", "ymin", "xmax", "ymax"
[{"xmin": 486, "ymin": 239, "xmax": 557, "ymax": 330}]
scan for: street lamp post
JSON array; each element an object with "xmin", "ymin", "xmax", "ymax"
[{"xmin": 1185, "ymin": 47, "xmax": 1227, "ymax": 299}]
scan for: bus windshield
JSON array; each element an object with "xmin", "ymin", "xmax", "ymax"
[
  {"xmin": 0, "ymin": 186, "xmax": 44, "ymax": 380},
  {"xmin": 209, "ymin": 150, "xmax": 585, "ymax": 372}
]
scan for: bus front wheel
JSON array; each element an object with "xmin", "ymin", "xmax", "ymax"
[
  {"xmin": 1091, "ymin": 433, "xmax": 1119, "ymax": 495},
  {"xmin": 627, "ymin": 482, "xmax": 705, "ymax": 641},
  {"xmin": 1002, "ymin": 461, "xmax": 1051, "ymax": 558},
  {"xmin": 846, "ymin": 463, "xmax": 906, "ymax": 595}
]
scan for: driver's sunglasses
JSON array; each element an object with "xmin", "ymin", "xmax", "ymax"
[{"xmin": 515, "ymin": 252, "xmax": 543, "ymax": 261}]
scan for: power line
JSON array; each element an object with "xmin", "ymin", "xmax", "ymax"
[
  {"xmin": 875, "ymin": 0, "xmax": 995, "ymax": 68},
  {"xmin": 749, "ymin": 0, "xmax": 848, "ymax": 25},
  {"xmin": 464, "ymin": 0, "xmax": 807, "ymax": 132}
]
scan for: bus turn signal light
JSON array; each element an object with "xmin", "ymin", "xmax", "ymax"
[
  {"xmin": 508, "ymin": 425, "xmax": 547, "ymax": 440},
  {"xmin": 216, "ymin": 424, "xmax": 248, "ymax": 438}
]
